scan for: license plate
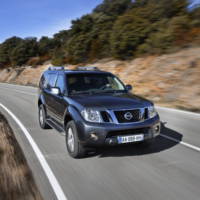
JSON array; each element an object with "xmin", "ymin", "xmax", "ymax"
[{"xmin": 117, "ymin": 134, "xmax": 144, "ymax": 144}]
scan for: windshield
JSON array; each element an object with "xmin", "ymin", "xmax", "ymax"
[{"xmin": 67, "ymin": 73, "xmax": 126, "ymax": 95}]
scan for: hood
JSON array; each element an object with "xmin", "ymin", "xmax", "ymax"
[{"xmin": 69, "ymin": 92, "xmax": 152, "ymax": 110}]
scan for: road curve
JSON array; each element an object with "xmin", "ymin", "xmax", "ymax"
[{"xmin": 0, "ymin": 83, "xmax": 200, "ymax": 200}]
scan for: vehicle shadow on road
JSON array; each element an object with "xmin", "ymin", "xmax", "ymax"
[{"xmin": 96, "ymin": 123, "xmax": 183, "ymax": 158}]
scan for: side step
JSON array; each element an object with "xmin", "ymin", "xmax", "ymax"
[{"xmin": 46, "ymin": 119, "xmax": 65, "ymax": 134}]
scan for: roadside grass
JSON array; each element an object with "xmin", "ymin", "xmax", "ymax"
[{"xmin": 0, "ymin": 112, "xmax": 43, "ymax": 200}]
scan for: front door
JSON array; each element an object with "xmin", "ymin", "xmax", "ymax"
[{"xmin": 52, "ymin": 74, "xmax": 67, "ymax": 123}]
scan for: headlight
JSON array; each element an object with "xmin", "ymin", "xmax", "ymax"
[
  {"xmin": 81, "ymin": 109, "xmax": 102, "ymax": 123},
  {"xmin": 148, "ymin": 106, "xmax": 157, "ymax": 118}
]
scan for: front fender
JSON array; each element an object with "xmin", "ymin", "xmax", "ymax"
[
  {"xmin": 64, "ymin": 105, "xmax": 82, "ymax": 121},
  {"xmin": 63, "ymin": 106, "xmax": 86, "ymax": 141},
  {"xmin": 38, "ymin": 94, "xmax": 46, "ymax": 106}
]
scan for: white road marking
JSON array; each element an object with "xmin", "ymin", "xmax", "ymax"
[
  {"xmin": 160, "ymin": 134, "xmax": 200, "ymax": 152},
  {"xmin": 0, "ymin": 86, "xmax": 36, "ymax": 96},
  {"xmin": 0, "ymin": 82, "xmax": 36, "ymax": 89},
  {"xmin": 156, "ymin": 106, "xmax": 200, "ymax": 118},
  {"xmin": 0, "ymin": 103, "xmax": 68, "ymax": 200},
  {"xmin": 10, "ymin": 89, "xmax": 36, "ymax": 96}
]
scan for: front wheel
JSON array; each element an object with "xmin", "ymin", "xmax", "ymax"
[
  {"xmin": 38, "ymin": 105, "xmax": 50, "ymax": 129},
  {"xmin": 66, "ymin": 121, "xmax": 86, "ymax": 158}
]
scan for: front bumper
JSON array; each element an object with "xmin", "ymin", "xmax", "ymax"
[{"xmin": 75, "ymin": 114, "xmax": 161, "ymax": 146}]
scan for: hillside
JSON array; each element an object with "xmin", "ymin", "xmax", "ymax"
[
  {"xmin": 0, "ymin": 47, "xmax": 199, "ymax": 112},
  {"xmin": 0, "ymin": 0, "xmax": 200, "ymax": 68}
]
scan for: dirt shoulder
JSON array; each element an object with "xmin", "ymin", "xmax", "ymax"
[{"xmin": 0, "ymin": 112, "xmax": 43, "ymax": 200}]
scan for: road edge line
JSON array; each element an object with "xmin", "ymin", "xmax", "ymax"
[
  {"xmin": 0, "ymin": 103, "xmax": 68, "ymax": 200},
  {"xmin": 160, "ymin": 134, "xmax": 200, "ymax": 152},
  {"xmin": 156, "ymin": 106, "xmax": 200, "ymax": 117}
]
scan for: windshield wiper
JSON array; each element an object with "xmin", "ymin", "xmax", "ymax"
[
  {"xmin": 70, "ymin": 91, "xmax": 92, "ymax": 95},
  {"xmin": 70, "ymin": 89, "xmax": 126, "ymax": 96},
  {"xmin": 92, "ymin": 90, "xmax": 126, "ymax": 94}
]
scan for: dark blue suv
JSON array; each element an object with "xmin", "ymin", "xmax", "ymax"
[{"xmin": 38, "ymin": 66, "xmax": 160, "ymax": 158}]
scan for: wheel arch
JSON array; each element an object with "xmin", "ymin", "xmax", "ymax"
[
  {"xmin": 64, "ymin": 108, "xmax": 74, "ymax": 127},
  {"xmin": 38, "ymin": 95, "xmax": 46, "ymax": 107},
  {"xmin": 63, "ymin": 105, "xmax": 81, "ymax": 127}
]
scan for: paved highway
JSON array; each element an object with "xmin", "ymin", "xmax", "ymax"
[{"xmin": 0, "ymin": 83, "xmax": 200, "ymax": 200}]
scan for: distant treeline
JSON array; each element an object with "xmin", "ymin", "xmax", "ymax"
[{"xmin": 0, "ymin": 0, "xmax": 200, "ymax": 68}]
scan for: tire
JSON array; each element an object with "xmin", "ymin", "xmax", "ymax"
[
  {"xmin": 38, "ymin": 104, "xmax": 50, "ymax": 129},
  {"xmin": 66, "ymin": 120, "xmax": 86, "ymax": 158}
]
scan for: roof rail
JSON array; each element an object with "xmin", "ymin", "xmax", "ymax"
[
  {"xmin": 48, "ymin": 66, "xmax": 64, "ymax": 71},
  {"xmin": 77, "ymin": 66, "xmax": 99, "ymax": 71}
]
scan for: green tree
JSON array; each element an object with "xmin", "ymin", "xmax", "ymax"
[
  {"xmin": 70, "ymin": 15, "xmax": 94, "ymax": 35},
  {"xmin": 89, "ymin": 13, "xmax": 116, "ymax": 59},
  {"xmin": 10, "ymin": 37, "xmax": 38, "ymax": 66},
  {"xmin": 190, "ymin": 6, "xmax": 200, "ymax": 27},
  {"xmin": 110, "ymin": 0, "xmax": 189, "ymax": 59},
  {"xmin": 0, "ymin": 37, "xmax": 23, "ymax": 67},
  {"xmin": 65, "ymin": 14, "xmax": 94, "ymax": 63},
  {"xmin": 51, "ymin": 48, "xmax": 66, "ymax": 66},
  {"xmin": 110, "ymin": 13, "xmax": 150, "ymax": 59},
  {"xmin": 93, "ymin": 0, "xmax": 132, "ymax": 16},
  {"xmin": 53, "ymin": 30, "xmax": 69, "ymax": 48},
  {"xmin": 38, "ymin": 36, "xmax": 56, "ymax": 56},
  {"xmin": 66, "ymin": 33, "xmax": 92, "ymax": 63}
]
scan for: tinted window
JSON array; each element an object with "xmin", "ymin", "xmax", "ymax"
[
  {"xmin": 67, "ymin": 73, "xmax": 125, "ymax": 95},
  {"xmin": 40, "ymin": 73, "xmax": 49, "ymax": 89},
  {"xmin": 48, "ymin": 73, "xmax": 57, "ymax": 88},
  {"xmin": 39, "ymin": 74, "xmax": 45, "ymax": 88},
  {"xmin": 55, "ymin": 75, "xmax": 65, "ymax": 93}
]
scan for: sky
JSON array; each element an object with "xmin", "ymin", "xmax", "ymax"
[
  {"xmin": 0, "ymin": 0, "xmax": 103, "ymax": 43},
  {"xmin": 190, "ymin": 0, "xmax": 200, "ymax": 7},
  {"xmin": 0, "ymin": 0, "xmax": 200, "ymax": 43}
]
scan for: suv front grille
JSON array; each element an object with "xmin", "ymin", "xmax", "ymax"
[
  {"xmin": 100, "ymin": 108, "xmax": 148, "ymax": 123},
  {"xmin": 114, "ymin": 109, "xmax": 141, "ymax": 123},
  {"xmin": 101, "ymin": 111, "xmax": 111, "ymax": 122}
]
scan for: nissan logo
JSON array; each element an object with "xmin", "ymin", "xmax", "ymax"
[{"xmin": 124, "ymin": 112, "xmax": 133, "ymax": 120}]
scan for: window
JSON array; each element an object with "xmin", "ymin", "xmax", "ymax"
[
  {"xmin": 48, "ymin": 73, "xmax": 57, "ymax": 88},
  {"xmin": 67, "ymin": 73, "xmax": 126, "ymax": 95},
  {"xmin": 55, "ymin": 75, "xmax": 65, "ymax": 93},
  {"xmin": 40, "ymin": 73, "xmax": 49, "ymax": 89},
  {"xmin": 39, "ymin": 75, "xmax": 45, "ymax": 89},
  {"xmin": 107, "ymin": 76, "xmax": 124, "ymax": 90}
]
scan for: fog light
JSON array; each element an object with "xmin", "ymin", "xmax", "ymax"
[
  {"xmin": 153, "ymin": 123, "xmax": 160, "ymax": 136},
  {"xmin": 108, "ymin": 138, "xmax": 114, "ymax": 145},
  {"xmin": 90, "ymin": 133, "xmax": 98, "ymax": 141},
  {"xmin": 155, "ymin": 125, "xmax": 160, "ymax": 132},
  {"xmin": 105, "ymin": 138, "xmax": 117, "ymax": 145}
]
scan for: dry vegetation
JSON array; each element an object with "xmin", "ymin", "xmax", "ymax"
[{"xmin": 0, "ymin": 112, "xmax": 43, "ymax": 200}]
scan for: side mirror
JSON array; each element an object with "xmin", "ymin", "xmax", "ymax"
[
  {"xmin": 51, "ymin": 87, "xmax": 60, "ymax": 95},
  {"xmin": 125, "ymin": 84, "xmax": 132, "ymax": 91}
]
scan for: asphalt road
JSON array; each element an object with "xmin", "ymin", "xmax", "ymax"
[{"xmin": 0, "ymin": 83, "xmax": 200, "ymax": 200}]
